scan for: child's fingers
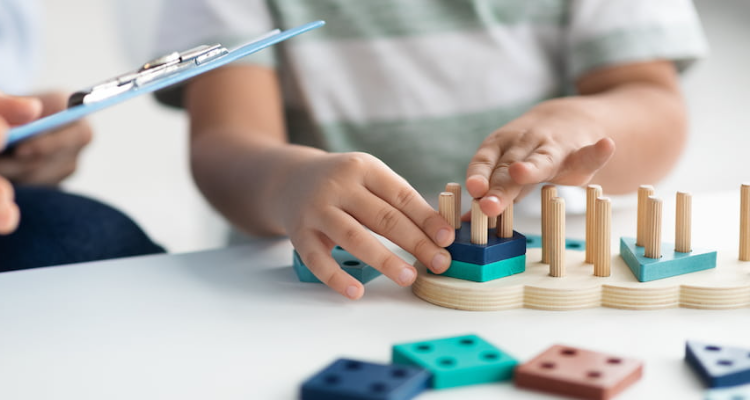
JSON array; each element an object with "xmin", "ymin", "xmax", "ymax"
[
  {"xmin": 364, "ymin": 168, "xmax": 454, "ymax": 248},
  {"xmin": 563, "ymin": 138, "xmax": 616, "ymax": 181},
  {"xmin": 507, "ymin": 144, "xmax": 562, "ymax": 185},
  {"xmin": 478, "ymin": 162, "xmax": 523, "ymax": 217},
  {"xmin": 344, "ymin": 191, "xmax": 452, "ymax": 275},
  {"xmin": 465, "ymin": 142, "xmax": 502, "ymax": 198},
  {"xmin": 293, "ymin": 231, "xmax": 365, "ymax": 300},
  {"xmin": 320, "ymin": 208, "xmax": 420, "ymax": 287}
]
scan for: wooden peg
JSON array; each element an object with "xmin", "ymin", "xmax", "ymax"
[
  {"xmin": 541, "ymin": 185, "xmax": 557, "ymax": 264},
  {"xmin": 470, "ymin": 199, "xmax": 487, "ymax": 245},
  {"xmin": 498, "ymin": 202, "xmax": 514, "ymax": 239},
  {"xmin": 637, "ymin": 185, "xmax": 655, "ymax": 247},
  {"xmin": 550, "ymin": 197, "xmax": 565, "ymax": 277},
  {"xmin": 438, "ymin": 192, "xmax": 455, "ymax": 228},
  {"xmin": 445, "ymin": 183, "xmax": 461, "ymax": 229},
  {"xmin": 741, "ymin": 184, "xmax": 750, "ymax": 261},
  {"xmin": 488, "ymin": 214, "xmax": 497, "ymax": 229},
  {"xmin": 644, "ymin": 196, "xmax": 662, "ymax": 259},
  {"xmin": 675, "ymin": 191, "xmax": 692, "ymax": 253},
  {"xmin": 585, "ymin": 185, "xmax": 602, "ymax": 264},
  {"xmin": 594, "ymin": 197, "xmax": 611, "ymax": 277}
]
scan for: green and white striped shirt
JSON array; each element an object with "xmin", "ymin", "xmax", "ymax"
[{"xmin": 156, "ymin": 0, "xmax": 707, "ymax": 199}]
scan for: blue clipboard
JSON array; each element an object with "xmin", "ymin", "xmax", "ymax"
[{"xmin": 6, "ymin": 20, "xmax": 325, "ymax": 146}]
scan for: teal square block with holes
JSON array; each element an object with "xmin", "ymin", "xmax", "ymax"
[
  {"xmin": 524, "ymin": 234, "xmax": 585, "ymax": 251},
  {"xmin": 430, "ymin": 254, "xmax": 525, "ymax": 282},
  {"xmin": 292, "ymin": 246, "xmax": 382, "ymax": 284},
  {"xmin": 391, "ymin": 334, "xmax": 518, "ymax": 389},
  {"xmin": 620, "ymin": 237, "xmax": 717, "ymax": 282}
]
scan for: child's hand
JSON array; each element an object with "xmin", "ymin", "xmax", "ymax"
[
  {"xmin": 466, "ymin": 100, "xmax": 615, "ymax": 216},
  {"xmin": 276, "ymin": 151, "xmax": 455, "ymax": 299}
]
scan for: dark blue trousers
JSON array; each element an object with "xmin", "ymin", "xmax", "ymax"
[{"xmin": 0, "ymin": 185, "xmax": 165, "ymax": 272}]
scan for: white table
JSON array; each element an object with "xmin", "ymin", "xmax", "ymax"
[{"xmin": 1, "ymin": 190, "xmax": 748, "ymax": 399}]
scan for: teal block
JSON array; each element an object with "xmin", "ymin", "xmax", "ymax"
[
  {"xmin": 392, "ymin": 334, "xmax": 518, "ymax": 389},
  {"xmin": 293, "ymin": 246, "xmax": 382, "ymax": 284},
  {"xmin": 620, "ymin": 237, "xmax": 717, "ymax": 282},
  {"xmin": 430, "ymin": 255, "xmax": 525, "ymax": 282},
  {"xmin": 524, "ymin": 234, "xmax": 585, "ymax": 251}
]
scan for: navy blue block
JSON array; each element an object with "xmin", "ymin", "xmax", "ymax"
[
  {"xmin": 446, "ymin": 222, "xmax": 526, "ymax": 264},
  {"xmin": 686, "ymin": 341, "xmax": 750, "ymax": 388},
  {"xmin": 301, "ymin": 358, "xmax": 431, "ymax": 400}
]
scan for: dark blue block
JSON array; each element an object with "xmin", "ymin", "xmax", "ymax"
[
  {"xmin": 446, "ymin": 222, "xmax": 526, "ymax": 264},
  {"xmin": 301, "ymin": 358, "xmax": 431, "ymax": 400},
  {"xmin": 686, "ymin": 341, "xmax": 750, "ymax": 388}
]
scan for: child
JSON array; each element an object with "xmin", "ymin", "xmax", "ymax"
[{"xmin": 153, "ymin": 0, "xmax": 707, "ymax": 299}]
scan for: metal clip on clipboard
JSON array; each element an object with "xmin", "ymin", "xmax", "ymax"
[{"xmin": 6, "ymin": 21, "xmax": 324, "ymax": 146}]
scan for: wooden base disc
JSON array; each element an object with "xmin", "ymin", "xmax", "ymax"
[{"xmin": 412, "ymin": 248, "xmax": 750, "ymax": 311}]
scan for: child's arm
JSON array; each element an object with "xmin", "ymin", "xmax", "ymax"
[
  {"xmin": 467, "ymin": 61, "xmax": 686, "ymax": 216},
  {"xmin": 184, "ymin": 65, "xmax": 455, "ymax": 299}
]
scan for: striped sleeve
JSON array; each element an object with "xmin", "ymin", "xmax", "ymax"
[
  {"xmin": 565, "ymin": 0, "xmax": 709, "ymax": 81},
  {"xmin": 152, "ymin": 0, "xmax": 277, "ymax": 107}
]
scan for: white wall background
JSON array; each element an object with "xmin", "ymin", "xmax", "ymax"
[{"xmin": 33, "ymin": 0, "xmax": 750, "ymax": 254}]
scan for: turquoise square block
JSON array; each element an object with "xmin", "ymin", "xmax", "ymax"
[
  {"xmin": 524, "ymin": 234, "xmax": 586, "ymax": 251},
  {"xmin": 392, "ymin": 334, "xmax": 518, "ymax": 389},
  {"xmin": 431, "ymin": 254, "xmax": 525, "ymax": 282},
  {"xmin": 292, "ymin": 247, "xmax": 382, "ymax": 284},
  {"xmin": 620, "ymin": 237, "xmax": 717, "ymax": 282}
]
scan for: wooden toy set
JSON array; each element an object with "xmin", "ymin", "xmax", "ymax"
[{"xmin": 411, "ymin": 183, "xmax": 750, "ymax": 311}]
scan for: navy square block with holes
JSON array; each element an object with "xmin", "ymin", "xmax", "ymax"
[
  {"xmin": 686, "ymin": 341, "xmax": 750, "ymax": 388},
  {"xmin": 391, "ymin": 334, "xmax": 517, "ymax": 389},
  {"xmin": 300, "ymin": 358, "xmax": 431, "ymax": 400},
  {"xmin": 446, "ymin": 222, "xmax": 526, "ymax": 264},
  {"xmin": 292, "ymin": 247, "xmax": 382, "ymax": 284}
]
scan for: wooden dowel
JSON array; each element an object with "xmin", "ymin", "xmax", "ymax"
[
  {"xmin": 585, "ymin": 185, "xmax": 602, "ymax": 264},
  {"xmin": 550, "ymin": 197, "xmax": 565, "ymax": 277},
  {"xmin": 675, "ymin": 191, "xmax": 692, "ymax": 253},
  {"xmin": 445, "ymin": 183, "xmax": 461, "ymax": 229},
  {"xmin": 637, "ymin": 185, "xmax": 655, "ymax": 247},
  {"xmin": 594, "ymin": 197, "xmax": 611, "ymax": 277},
  {"xmin": 644, "ymin": 196, "xmax": 662, "ymax": 259},
  {"xmin": 470, "ymin": 199, "xmax": 487, "ymax": 245},
  {"xmin": 741, "ymin": 184, "xmax": 750, "ymax": 261},
  {"xmin": 438, "ymin": 192, "xmax": 455, "ymax": 229},
  {"xmin": 488, "ymin": 214, "xmax": 497, "ymax": 229},
  {"xmin": 498, "ymin": 202, "xmax": 514, "ymax": 239},
  {"xmin": 541, "ymin": 185, "xmax": 557, "ymax": 264}
]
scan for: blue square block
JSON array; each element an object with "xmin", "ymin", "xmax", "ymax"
[
  {"xmin": 431, "ymin": 254, "xmax": 525, "ymax": 282},
  {"xmin": 686, "ymin": 341, "xmax": 750, "ymax": 388},
  {"xmin": 446, "ymin": 222, "xmax": 526, "ymax": 264},
  {"xmin": 392, "ymin": 334, "xmax": 518, "ymax": 389},
  {"xmin": 301, "ymin": 358, "xmax": 431, "ymax": 400},
  {"xmin": 293, "ymin": 247, "xmax": 382, "ymax": 284},
  {"xmin": 619, "ymin": 237, "xmax": 717, "ymax": 282}
]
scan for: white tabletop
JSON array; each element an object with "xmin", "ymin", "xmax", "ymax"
[{"xmin": 1, "ymin": 190, "xmax": 748, "ymax": 400}]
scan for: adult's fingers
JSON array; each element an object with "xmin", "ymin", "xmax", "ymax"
[{"xmin": 0, "ymin": 95, "xmax": 42, "ymax": 126}]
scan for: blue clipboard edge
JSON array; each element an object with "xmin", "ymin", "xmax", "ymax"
[{"xmin": 6, "ymin": 20, "xmax": 325, "ymax": 146}]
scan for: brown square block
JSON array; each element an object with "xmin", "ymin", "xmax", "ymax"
[{"xmin": 515, "ymin": 344, "xmax": 643, "ymax": 400}]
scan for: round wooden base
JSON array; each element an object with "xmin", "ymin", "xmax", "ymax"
[{"xmin": 412, "ymin": 248, "xmax": 750, "ymax": 311}]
